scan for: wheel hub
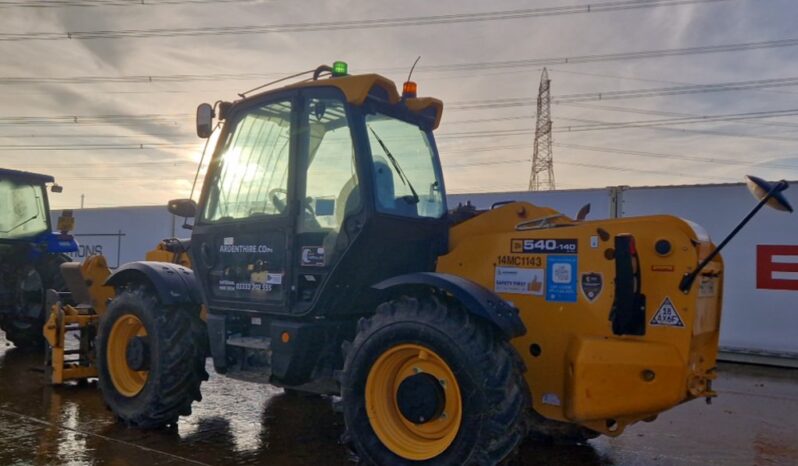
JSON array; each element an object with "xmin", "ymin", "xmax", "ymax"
[
  {"xmin": 396, "ymin": 372, "xmax": 445, "ymax": 424},
  {"xmin": 125, "ymin": 336, "xmax": 150, "ymax": 371}
]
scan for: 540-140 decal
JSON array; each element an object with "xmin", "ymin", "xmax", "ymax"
[{"xmin": 511, "ymin": 238, "xmax": 578, "ymax": 254}]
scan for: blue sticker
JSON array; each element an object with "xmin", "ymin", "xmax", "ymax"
[{"xmin": 546, "ymin": 256, "xmax": 578, "ymax": 302}]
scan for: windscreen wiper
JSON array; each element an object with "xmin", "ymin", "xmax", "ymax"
[{"xmin": 367, "ymin": 125, "xmax": 419, "ymax": 204}]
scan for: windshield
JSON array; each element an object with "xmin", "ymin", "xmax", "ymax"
[
  {"xmin": 203, "ymin": 100, "xmax": 293, "ymax": 222},
  {"xmin": 0, "ymin": 179, "xmax": 48, "ymax": 240},
  {"xmin": 366, "ymin": 114, "xmax": 445, "ymax": 219}
]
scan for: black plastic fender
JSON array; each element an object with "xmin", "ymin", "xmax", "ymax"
[
  {"xmin": 372, "ymin": 272, "xmax": 526, "ymax": 339},
  {"xmin": 105, "ymin": 261, "xmax": 202, "ymax": 306}
]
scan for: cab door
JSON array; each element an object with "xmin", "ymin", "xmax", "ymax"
[
  {"xmin": 291, "ymin": 90, "xmax": 365, "ymax": 313},
  {"xmin": 191, "ymin": 97, "xmax": 298, "ymax": 314}
]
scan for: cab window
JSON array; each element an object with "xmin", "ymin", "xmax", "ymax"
[
  {"xmin": 365, "ymin": 113, "xmax": 445, "ymax": 219},
  {"xmin": 203, "ymin": 100, "xmax": 292, "ymax": 221},
  {"xmin": 300, "ymin": 98, "xmax": 360, "ymax": 234}
]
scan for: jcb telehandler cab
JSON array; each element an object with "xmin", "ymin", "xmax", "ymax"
[
  {"xmin": 0, "ymin": 168, "xmax": 76, "ymax": 349},
  {"xmin": 97, "ymin": 63, "xmax": 792, "ymax": 465}
]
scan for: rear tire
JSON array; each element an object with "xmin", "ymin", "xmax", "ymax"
[
  {"xmin": 341, "ymin": 296, "xmax": 529, "ymax": 466},
  {"xmin": 1, "ymin": 253, "xmax": 70, "ymax": 350},
  {"xmin": 97, "ymin": 285, "xmax": 208, "ymax": 428}
]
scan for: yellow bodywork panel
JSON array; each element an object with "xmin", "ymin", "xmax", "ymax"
[
  {"xmin": 43, "ymin": 305, "xmax": 99, "ymax": 384},
  {"xmin": 145, "ymin": 242, "xmax": 192, "ymax": 268},
  {"xmin": 437, "ymin": 202, "xmax": 722, "ymax": 435},
  {"xmin": 81, "ymin": 254, "xmax": 115, "ymax": 315}
]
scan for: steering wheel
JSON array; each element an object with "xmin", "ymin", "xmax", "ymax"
[{"xmin": 268, "ymin": 188, "xmax": 288, "ymax": 213}]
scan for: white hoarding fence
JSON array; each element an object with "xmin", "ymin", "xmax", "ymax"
[{"xmin": 49, "ymin": 180, "xmax": 797, "ymax": 365}]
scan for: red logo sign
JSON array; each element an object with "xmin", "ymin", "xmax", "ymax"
[{"xmin": 757, "ymin": 245, "xmax": 798, "ymax": 291}]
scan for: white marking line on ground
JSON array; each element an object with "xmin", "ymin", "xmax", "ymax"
[
  {"xmin": 719, "ymin": 390, "xmax": 798, "ymax": 403},
  {"xmin": 0, "ymin": 407, "xmax": 211, "ymax": 466}
]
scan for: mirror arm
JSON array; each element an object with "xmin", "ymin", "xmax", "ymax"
[{"xmin": 679, "ymin": 185, "xmax": 781, "ymax": 293}]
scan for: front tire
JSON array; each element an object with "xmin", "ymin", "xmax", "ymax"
[
  {"xmin": 341, "ymin": 296, "xmax": 529, "ymax": 465},
  {"xmin": 97, "ymin": 286, "xmax": 208, "ymax": 428}
]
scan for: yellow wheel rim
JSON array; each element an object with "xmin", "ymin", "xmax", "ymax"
[
  {"xmin": 107, "ymin": 314, "xmax": 149, "ymax": 397},
  {"xmin": 365, "ymin": 343, "xmax": 463, "ymax": 461}
]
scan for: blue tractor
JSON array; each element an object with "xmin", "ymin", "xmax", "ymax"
[{"xmin": 0, "ymin": 168, "xmax": 78, "ymax": 349}]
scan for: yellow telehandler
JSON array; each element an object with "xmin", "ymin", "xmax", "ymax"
[
  {"xmin": 74, "ymin": 63, "xmax": 792, "ymax": 465},
  {"xmin": 43, "ymin": 238, "xmax": 191, "ymax": 384}
]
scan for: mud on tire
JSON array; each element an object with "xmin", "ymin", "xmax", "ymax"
[
  {"xmin": 97, "ymin": 285, "xmax": 208, "ymax": 428},
  {"xmin": 341, "ymin": 295, "xmax": 530, "ymax": 466}
]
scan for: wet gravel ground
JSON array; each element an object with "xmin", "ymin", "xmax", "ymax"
[{"xmin": 1, "ymin": 332, "xmax": 796, "ymax": 465}]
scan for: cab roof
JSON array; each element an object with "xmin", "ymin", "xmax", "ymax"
[
  {"xmin": 0, "ymin": 168, "xmax": 54, "ymax": 184},
  {"xmin": 248, "ymin": 73, "xmax": 444, "ymax": 129}
]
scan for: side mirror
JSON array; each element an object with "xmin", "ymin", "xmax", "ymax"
[
  {"xmin": 196, "ymin": 103, "xmax": 214, "ymax": 139},
  {"xmin": 50, "ymin": 183, "xmax": 63, "ymax": 193},
  {"xmin": 168, "ymin": 198, "xmax": 197, "ymax": 218},
  {"xmin": 746, "ymin": 175, "xmax": 793, "ymax": 213}
]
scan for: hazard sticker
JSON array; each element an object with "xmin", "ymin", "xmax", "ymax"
[{"xmin": 650, "ymin": 297, "xmax": 685, "ymax": 327}]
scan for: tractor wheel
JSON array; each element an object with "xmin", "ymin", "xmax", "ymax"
[
  {"xmin": 341, "ymin": 296, "xmax": 529, "ymax": 466},
  {"xmin": 1, "ymin": 253, "xmax": 70, "ymax": 350},
  {"xmin": 96, "ymin": 285, "xmax": 208, "ymax": 428}
]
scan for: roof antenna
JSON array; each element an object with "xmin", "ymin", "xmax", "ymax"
[{"xmin": 406, "ymin": 56, "xmax": 421, "ymax": 83}]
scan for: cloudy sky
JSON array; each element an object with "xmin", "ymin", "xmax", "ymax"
[{"xmin": 1, "ymin": 0, "xmax": 797, "ymax": 209}]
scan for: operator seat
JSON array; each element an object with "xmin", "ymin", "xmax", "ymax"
[
  {"xmin": 373, "ymin": 157, "xmax": 418, "ymax": 217},
  {"xmin": 321, "ymin": 175, "xmax": 361, "ymax": 264}
]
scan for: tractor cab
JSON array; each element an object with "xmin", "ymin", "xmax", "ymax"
[
  {"xmin": 171, "ymin": 64, "xmax": 448, "ymax": 321},
  {"xmin": 0, "ymin": 168, "xmax": 77, "ymax": 348}
]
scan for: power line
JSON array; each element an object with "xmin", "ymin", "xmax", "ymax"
[
  {"xmin": 0, "ymin": 1, "xmax": 731, "ymax": 41},
  {"xmin": 419, "ymin": 38, "xmax": 798, "ymax": 73},
  {"xmin": 556, "ymin": 102, "xmax": 798, "ymax": 129},
  {"xmin": 0, "ymin": 142, "xmax": 194, "ymax": 150},
  {"xmin": 554, "ymin": 108, "xmax": 798, "ymax": 132},
  {"xmin": 0, "ymin": 113, "xmax": 188, "ymax": 122},
  {"xmin": 554, "ymin": 142, "xmax": 798, "ymax": 170},
  {"xmin": 448, "ymin": 76, "xmax": 798, "ymax": 111},
  {"xmin": 6, "ymin": 37, "xmax": 798, "ymax": 88},
  {"xmin": 555, "ymin": 115, "xmax": 798, "ymax": 142},
  {"xmin": 0, "ymin": 0, "xmax": 254, "ymax": 7},
  {"xmin": 557, "ymin": 160, "xmax": 738, "ymax": 181},
  {"xmin": 438, "ymin": 141, "xmax": 798, "ymax": 171}
]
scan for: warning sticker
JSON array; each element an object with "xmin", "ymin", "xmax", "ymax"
[
  {"xmin": 650, "ymin": 297, "xmax": 685, "ymax": 327},
  {"xmin": 495, "ymin": 267, "xmax": 544, "ymax": 295}
]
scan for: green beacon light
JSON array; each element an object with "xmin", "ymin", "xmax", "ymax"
[{"xmin": 332, "ymin": 61, "xmax": 348, "ymax": 77}]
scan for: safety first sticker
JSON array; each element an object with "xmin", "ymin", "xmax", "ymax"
[
  {"xmin": 495, "ymin": 267, "xmax": 544, "ymax": 296},
  {"xmin": 650, "ymin": 297, "xmax": 685, "ymax": 327}
]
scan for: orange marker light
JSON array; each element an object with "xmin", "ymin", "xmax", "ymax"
[
  {"xmin": 402, "ymin": 81, "xmax": 417, "ymax": 98},
  {"xmin": 281, "ymin": 332, "xmax": 290, "ymax": 343}
]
